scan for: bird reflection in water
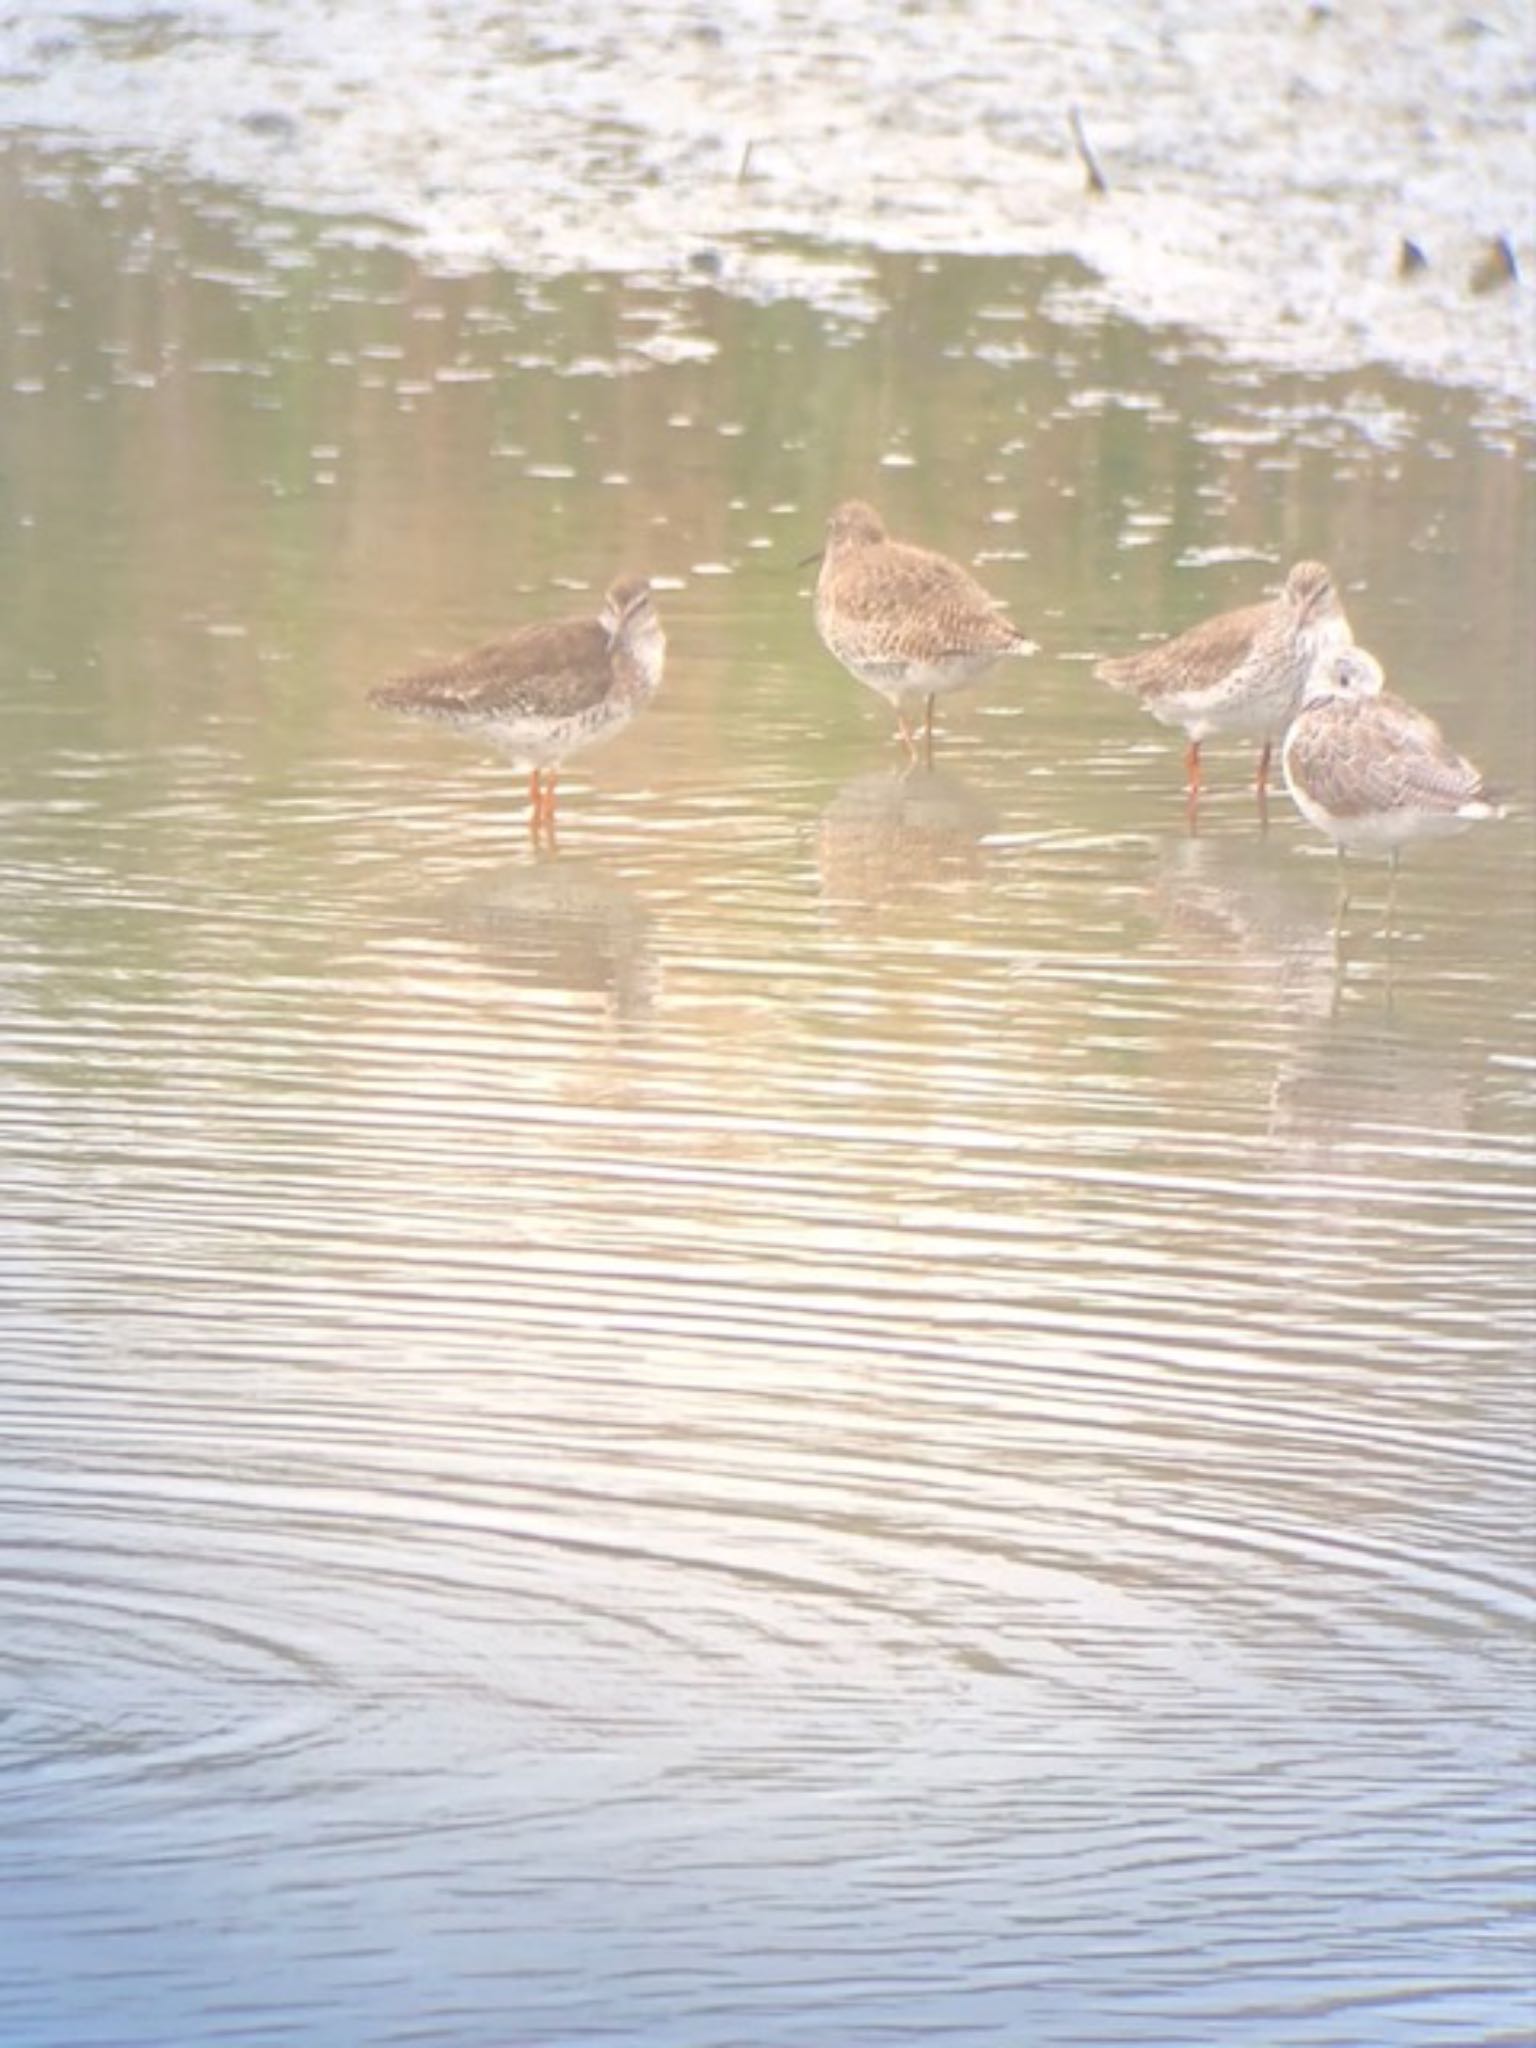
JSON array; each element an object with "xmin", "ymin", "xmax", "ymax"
[
  {"xmin": 1267, "ymin": 1005, "xmax": 1470, "ymax": 1170},
  {"xmin": 1148, "ymin": 829, "xmax": 1471, "ymax": 1170},
  {"xmin": 1153, "ymin": 818, "xmax": 1474, "ymax": 1017},
  {"xmin": 1150, "ymin": 829, "xmax": 1342, "ymax": 1017},
  {"xmin": 436, "ymin": 857, "xmax": 657, "ymax": 1021},
  {"xmin": 816, "ymin": 764, "xmax": 994, "ymax": 923}
]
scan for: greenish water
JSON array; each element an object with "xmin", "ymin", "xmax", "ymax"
[{"xmin": 1, "ymin": 148, "xmax": 1533, "ymax": 2048}]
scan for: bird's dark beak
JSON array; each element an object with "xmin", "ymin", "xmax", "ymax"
[{"xmin": 797, "ymin": 548, "xmax": 824, "ymax": 569}]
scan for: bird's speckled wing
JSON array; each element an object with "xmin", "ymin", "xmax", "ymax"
[
  {"xmin": 1287, "ymin": 692, "xmax": 1487, "ymax": 817},
  {"xmin": 370, "ymin": 618, "xmax": 612, "ymax": 722},
  {"xmin": 822, "ymin": 542, "xmax": 1027, "ymax": 660},
  {"xmin": 1096, "ymin": 600, "xmax": 1272, "ymax": 701}
]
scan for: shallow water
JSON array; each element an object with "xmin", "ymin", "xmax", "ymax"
[{"xmin": 1, "ymin": 153, "xmax": 1534, "ymax": 2047}]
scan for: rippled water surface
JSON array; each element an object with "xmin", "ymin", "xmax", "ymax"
[{"xmin": 2, "ymin": 154, "xmax": 1534, "ymax": 2048}]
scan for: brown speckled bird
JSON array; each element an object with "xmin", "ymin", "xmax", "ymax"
[
  {"xmin": 1097, "ymin": 560, "xmax": 1352, "ymax": 809},
  {"xmin": 369, "ymin": 576, "xmax": 664, "ymax": 845},
  {"xmin": 1282, "ymin": 645, "xmax": 1505, "ymax": 879},
  {"xmin": 813, "ymin": 500, "xmax": 1036, "ymax": 760}
]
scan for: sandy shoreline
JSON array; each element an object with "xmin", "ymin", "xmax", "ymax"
[{"xmin": 2, "ymin": 0, "xmax": 1531, "ymax": 420}]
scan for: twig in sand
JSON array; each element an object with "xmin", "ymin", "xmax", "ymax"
[{"xmin": 1069, "ymin": 106, "xmax": 1109, "ymax": 196}]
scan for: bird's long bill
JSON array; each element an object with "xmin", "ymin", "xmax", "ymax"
[{"xmin": 796, "ymin": 548, "xmax": 824, "ymax": 569}]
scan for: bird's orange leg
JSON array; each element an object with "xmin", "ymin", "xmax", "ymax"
[
  {"xmin": 1253, "ymin": 741, "xmax": 1274, "ymax": 833},
  {"xmin": 543, "ymin": 771, "xmax": 559, "ymax": 852},
  {"xmin": 1184, "ymin": 737, "xmax": 1202, "ymax": 832}
]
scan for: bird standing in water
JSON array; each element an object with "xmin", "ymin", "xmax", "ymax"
[
  {"xmin": 812, "ymin": 500, "xmax": 1036, "ymax": 762},
  {"xmin": 1097, "ymin": 560, "xmax": 1352, "ymax": 819},
  {"xmin": 1282, "ymin": 643, "xmax": 1505, "ymax": 919},
  {"xmin": 369, "ymin": 576, "xmax": 664, "ymax": 847}
]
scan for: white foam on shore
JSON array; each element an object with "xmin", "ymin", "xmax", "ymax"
[{"xmin": 2, "ymin": 0, "xmax": 1531, "ymax": 415}]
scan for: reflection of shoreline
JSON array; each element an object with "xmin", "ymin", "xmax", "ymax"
[
  {"xmin": 438, "ymin": 858, "xmax": 657, "ymax": 1020},
  {"xmin": 816, "ymin": 765, "xmax": 993, "ymax": 919}
]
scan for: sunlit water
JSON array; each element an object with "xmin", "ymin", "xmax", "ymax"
[{"xmin": 2, "ymin": 153, "xmax": 1534, "ymax": 2047}]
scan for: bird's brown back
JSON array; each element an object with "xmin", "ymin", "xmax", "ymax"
[
  {"xmin": 370, "ymin": 616, "xmax": 615, "ymax": 725},
  {"xmin": 819, "ymin": 539, "xmax": 1027, "ymax": 660},
  {"xmin": 1287, "ymin": 691, "xmax": 1489, "ymax": 817},
  {"xmin": 1095, "ymin": 597, "xmax": 1277, "ymax": 701}
]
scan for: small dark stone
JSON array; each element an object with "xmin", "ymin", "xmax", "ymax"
[
  {"xmin": 240, "ymin": 109, "xmax": 297, "ymax": 140},
  {"xmin": 1398, "ymin": 237, "xmax": 1429, "ymax": 277},
  {"xmin": 1469, "ymin": 235, "xmax": 1517, "ymax": 294}
]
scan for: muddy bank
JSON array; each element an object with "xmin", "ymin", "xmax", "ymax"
[{"xmin": 1, "ymin": 0, "xmax": 1530, "ymax": 420}]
